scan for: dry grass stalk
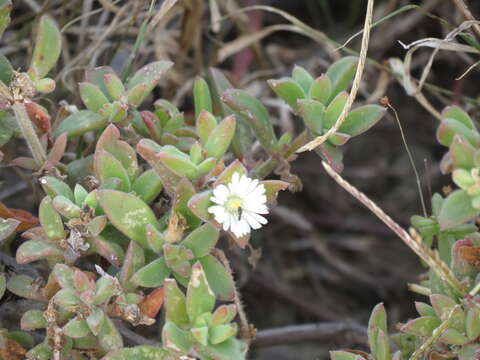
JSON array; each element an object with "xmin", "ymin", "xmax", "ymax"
[
  {"xmin": 297, "ymin": 0, "xmax": 375, "ymax": 152},
  {"xmin": 321, "ymin": 160, "xmax": 465, "ymax": 296}
]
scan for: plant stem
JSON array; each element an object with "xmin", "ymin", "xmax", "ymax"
[{"xmin": 12, "ymin": 101, "xmax": 47, "ymax": 166}]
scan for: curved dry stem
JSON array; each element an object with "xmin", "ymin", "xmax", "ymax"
[{"xmin": 297, "ymin": 0, "xmax": 375, "ymax": 153}]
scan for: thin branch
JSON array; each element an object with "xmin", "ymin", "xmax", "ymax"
[
  {"xmin": 252, "ymin": 322, "xmax": 367, "ymax": 348},
  {"xmin": 451, "ymin": 0, "xmax": 480, "ymax": 39},
  {"xmin": 297, "ymin": 0, "xmax": 375, "ymax": 152},
  {"xmin": 382, "ymin": 97, "xmax": 427, "ymax": 217}
]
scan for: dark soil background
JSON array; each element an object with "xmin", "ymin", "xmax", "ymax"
[{"xmin": 2, "ymin": 0, "xmax": 480, "ymax": 359}]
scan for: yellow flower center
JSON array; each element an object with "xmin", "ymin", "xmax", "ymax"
[{"xmin": 225, "ymin": 196, "xmax": 243, "ymax": 217}]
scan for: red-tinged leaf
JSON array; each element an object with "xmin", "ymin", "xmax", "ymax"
[
  {"xmin": 94, "ymin": 150, "xmax": 131, "ymax": 192},
  {"xmin": 140, "ymin": 110, "xmax": 162, "ymax": 141},
  {"xmin": 187, "ymin": 190, "xmax": 214, "ymax": 223},
  {"xmin": 21, "ymin": 226, "xmax": 48, "ymax": 242},
  {"xmin": 25, "ymin": 101, "xmax": 51, "ymax": 136},
  {"xmin": 16, "ymin": 240, "xmax": 63, "ymax": 264},
  {"xmin": 48, "ymin": 132, "xmax": 67, "ymax": 164},
  {"xmin": 98, "ymin": 190, "xmax": 159, "ymax": 248},
  {"xmin": 204, "ymin": 115, "xmax": 236, "ymax": 159},
  {"xmin": 89, "ymin": 236, "xmax": 124, "ymax": 267},
  {"xmin": 73, "ymin": 269, "xmax": 95, "ymax": 293},
  {"xmin": 268, "ymin": 77, "xmax": 306, "ymax": 113},
  {"xmin": 222, "ymin": 89, "xmax": 279, "ymax": 154},
  {"xmin": 0, "ymin": 218, "xmax": 19, "ymax": 242},
  {"xmin": 451, "ymin": 134, "xmax": 476, "ymax": 169},
  {"xmin": 400, "ymin": 316, "xmax": 441, "ymax": 336},
  {"xmin": 309, "ymin": 74, "xmax": 332, "ymax": 105},
  {"xmin": 315, "ymin": 142, "xmax": 344, "ymax": 173},
  {"xmin": 214, "ymin": 160, "xmax": 247, "ymax": 187},
  {"xmin": 173, "ymin": 179, "xmax": 201, "ymax": 229},
  {"xmin": 139, "ymin": 287, "xmax": 165, "ymax": 318},
  {"xmin": 7, "ymin": 274, "xmax": 45, "ymax": 300},
  {"xmin": 11, "ymin": 157, "xmax": 38, "ymax": 170},
  {"xmin": 261, "ymin": 180, "xmax": 289, "ymax": 203},
  {"xmin": 30, "ymin": 16, "xmax": 61, "ymax": 79},
  {"xmin": 137, "ymin": 139, "xmax": 182, "ymax": 195},
  {"xmin": 0, "ymin": 202, "xmax": 38, "ymax": 231},
  {"xmin": 119, "ymin": 240, "xmax": 145, "ymax": 291},
  {"xmin": 21, "ymin": 310, "xmax": 46, "ymax": 331},
  {"xmin": 197, "ymin": 110, "xmax": 217, "ymax": 146},
  {"xmin": 211, "ymin": 304, "xmax": 237, "ymax": 326},
  {"xmin": 104, "ymin": 73, "xmax": 125, "ymax": 100}
]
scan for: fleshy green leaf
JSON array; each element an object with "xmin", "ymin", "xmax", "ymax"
[
  {"xmin": 102, "ymin": 346, "xmax": 176, "ymax": 360},
  {"xmin": 30, "ymin": 16, "xmax": 61, "ymax": 78},
  {"xmin": 7, "ymin": 274, "xmax": 44, "ymax": 300},
  {"xmin": 40, "ymin": 176, "xmax": 74, "ymax": 201},
  {"xmin": 194, "ymin": 77, "xmax": 213, "ymax": 120},
  {"xmin": 268, "ymin": 77, "xmax": 306, "ymax": 113},
  {"xmin": 95, "ymin": 150, "xmax": 131, "ymax": 192},
  {"xmin": 309, "ymin": 74, "xmax": 332, "ymax": 105},
  {"xmin": 292, "ymin": 65, "xmax": 313, "ymax": 93},
  {"xmin": 200, "ymin": 255, "xmax": 235, "ymax": 301},
  {"xmin": 437, "ymin": 190, "xmax": 480, "ymax": 230},
  {"xmin": 21, "ymin": 310, "xmax": 46, "ymax": 330},
  {"xmin": 162, "ymin": 321, "xmax": 192, "ymax": 353},
  {"xmin": 39, "ymin": 196, "xmax": 65, "ymax": 240},
  {"xmin": 54, "ymin": 110, "xmax": 108, "ymax": 138},
  {"xmin": 204, "ymin": 115, "xmax": 236, "ymax": 158},
  {"xmin": 164, "ymin": 278, "xmax": 189, "ymax": 326},
  {"xmin": 186, "ymin": 262, "xmax": 215, "ymax": 323},
  {"xmin": 324, "ymin": 92, "xmax": 348, "ymax": 129},
  {"xmin": 400, "ymin": 316, "xmax": 441, "ymax": 336},
  {"xmin": 442, "ymin": 106, "xmax": 475, "ymax": 129},
  {"xmin": 325, "ymin": 56, "xmax": 357, "ymax": 102},
  {"xmin": 98, "ymin": 190, "xmax": 159, "ymax": 247},
  {"xmin": 0, "ymin": 218, "xmax": 20, "ymax": 242},
  {"xmin": 0, "ymin": 1, "xmax": 11, "ymax": 39},
  {"xmin": 181, "ymin": 223, "xmax": 219, "ymax": 258},
  {"xmin": 131, "ymin": 257, "xmax": 171, "ymax": 288},
  {"xmin": 222, "ymin": 89, "xmax": 278, "ymax": 153},
  {"xmin": 132, "ymin": 169, "xmax": 163, "ymax": 204},
  {"xmin": 97, "ymin": 317, "xmax": 123, "ymax": 353},
  {"xmin": 340, "ymin": 105, "xmax": 386, "ymax": 137},
  {"xmin": 16, "ymin": 240, "xmax": 62, "ymax": 264},
  {"xmin": 297, "ymin": 99, "xmax": 324, "ymax": 135},
  {"xmin": 63, "ymin": 318, "xmax": 91, "ymax": 338},
  {"xmin": 79, "ymin": 82, "xmax": 109, "ymax": 112},
  {"xmin": 368, "ymin": 303, "xmax": 388, "ymax": 358}
]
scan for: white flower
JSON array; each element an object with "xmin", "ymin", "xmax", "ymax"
[{"xmin": 208, "ymin": 172, "xmax": 269, "ymax": 238}]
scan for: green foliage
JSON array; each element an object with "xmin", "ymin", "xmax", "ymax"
[{"xmin": 0, "ymin": 7, "xmax": 389, "ymax": 360}]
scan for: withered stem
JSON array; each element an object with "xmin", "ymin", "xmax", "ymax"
[{"xmin": 12, "ymin": 101, "xmax": 47, "ymax": 166}]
